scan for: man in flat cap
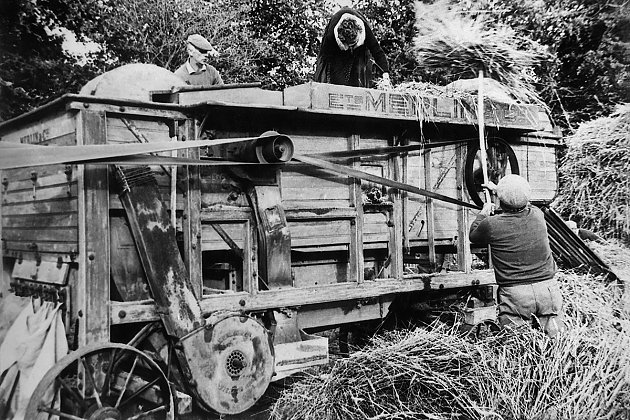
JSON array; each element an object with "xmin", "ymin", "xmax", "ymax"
[{"xmin": 175, "ymin": 34, "xmax": 224, "ymax": 86}]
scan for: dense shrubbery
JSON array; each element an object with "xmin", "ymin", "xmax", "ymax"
[{"xmin": 1, "ymin": 0, "xmax": 628, "ymax": 130}]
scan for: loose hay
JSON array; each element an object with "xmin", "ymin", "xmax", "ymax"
[
  {"xmin": 411, "ymin": 0, "xmax": 549, "ymax": 109},
  {"xmin": 271, "ymin": 269, "xmax": 630, "ymax": 420},
  {"xmin": 554, "ymin": 104, "xmax": 630, "ymax": 244}
]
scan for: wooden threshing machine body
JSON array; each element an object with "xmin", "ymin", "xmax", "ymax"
[{"xmin": 0, "ymin": 80, "xmax": 561, "ymax": 415}]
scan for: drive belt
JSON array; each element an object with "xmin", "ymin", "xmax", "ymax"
[{"xmin": 293, "ymin": 154, "xmax": 480, "ymax": 210}]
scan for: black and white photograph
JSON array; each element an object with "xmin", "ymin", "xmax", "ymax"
[{"xmin": 1, "ymin": 0, "xmax": 629, "ymax": 418}]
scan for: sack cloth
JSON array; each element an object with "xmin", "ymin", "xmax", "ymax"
[{"xmin": 0, "ymin": 299, "xmax": 68, "ymax": 419}]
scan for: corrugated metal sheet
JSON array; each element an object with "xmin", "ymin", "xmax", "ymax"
[{"xmin": 541, "ymin": 206, "xmax": 618, "ymax": 281}]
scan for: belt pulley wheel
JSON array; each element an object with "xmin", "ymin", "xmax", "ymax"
[
  {"xmin": 465, "ymin": 137, "xmax": 520, "ymax": 207},
  {"xmin": 196, "ymin": 313, "xmax": 274, "ymax": 414}
]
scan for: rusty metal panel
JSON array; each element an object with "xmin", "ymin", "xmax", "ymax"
[
  {"xmin": 542, "ymin": 206, "xmax": 616, "ymax": 280},
  {"xmin": 116, "ymin": 167, "xmax": 203, "ymax": 337}
]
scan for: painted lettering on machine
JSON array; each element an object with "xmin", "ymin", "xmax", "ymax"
[
  {"xmin": 20, "ymin": 128, "xmax": 50, "ymax": 144},
  {"xmin": 324, "ymin": 87, "xmax": 539, "ymax": 129}
]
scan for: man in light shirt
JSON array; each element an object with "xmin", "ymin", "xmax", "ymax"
[{"xmin": 175, "ymin": 34, "xmax": 223, "ymax": 86}]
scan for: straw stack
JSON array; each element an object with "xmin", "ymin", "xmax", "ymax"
[
  {"xmin": 271, "ymin": 267, "xmax": 630, "ymax": 420},
  {"xmin": 554, "ymin": 104, "xmax": 630, "ymax": 244}
]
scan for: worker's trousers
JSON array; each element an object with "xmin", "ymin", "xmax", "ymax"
[{"xmin": 497, "ymin": 278, "xmax": 564, "ymax": 338}]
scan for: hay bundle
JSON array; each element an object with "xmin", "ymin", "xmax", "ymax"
[
  {"xmin": 271, "ymin": 269, "xmax": 630, "ymax": 420},
  {"xmin": 411, "ymin": 0, "xmax": 548, "ymax": 108},
  {"xmin": 271, "ymin": 324, "xmax": 489, "ymax": 420},
  {"xmin": 553, "ymin": 104, "xmax": 630, "ymax": 244}
]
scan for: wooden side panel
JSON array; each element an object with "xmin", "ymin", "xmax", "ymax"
[
  {"xmin": 292, "ymin": 263, "xmax": 349, "ymax": 287},
  {"xmin": 106, "ymin": 116, "xmax": 173, "ymax": 144},
  {"xmin": 0, "ymin": 111, "xmax": 76, "ymax": 144},
  {"xmin": 106, "ymin": 115, "xmax": 178, "ymax": 204},
  {"xmin": 514, "ymin": 144, "xmax": 557, "ymax": 202},
  {"xmin": 363, "ymin": 212, "xmax": 389, "ymax": 243},
  {"xmin": 199, "ymin": 167, "xmax": 250, "ymax": 209},
  {"xmin": 1, "ymin": 112, "xmax": 79, "ymax": 261},
  {"xmin": 201, "ymin": 222, "xmax": 248, "ymax": 251},
  {"xmin": 358, "ymin": 137, "xmax": 392, "ymax": 247},
  {"xmin": 289, "ymin": 219, "xmax": 351, "ymax": 247},
  {"xmin": 406, "ymin": 145, "xmax": 461, "ymax": 241},
  {"xmin": 282, "ymin": 134, "xmax": 351, "ymax": 209}
]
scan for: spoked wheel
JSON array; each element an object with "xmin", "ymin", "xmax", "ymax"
[
  {"xmin": 465, "ymin": 137, "xmax": 520, "ymax": 207},
  {"xmin": 25, "ymin": 342, "xmax": 174, "ymax": 420}
]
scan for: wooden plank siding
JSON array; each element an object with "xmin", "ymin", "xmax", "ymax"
[
  {"xmin": 1, "ymin": 112, "xmax": 79, "ymax": 261},
  {"xmin": 514, "ymin": 144, "xmax": 557, "ymax": 202},
  {"xmin": 405, "ymin": 144, "xmax": 461, "ymax": 241},
  {"xmin": 282, "ymin": 134, "xmax": 351, "ymax": 209},
  {"xmin": 289, "ymin": 219, "xmax": 352, "ymax": 247},
  {"xmin": 0, "ymin": 110, "xmax": 76, "ymax": 144},
  {"xmin": 105, "ymin": 116, "xmax": 173, "ymax": 144}
]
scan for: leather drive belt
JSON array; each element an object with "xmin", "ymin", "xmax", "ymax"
[
  {"xmin": 293, "ymin": 154, "xmax": 479, "ymax": 210},
  {"xmin": 305, "ymin": 139, "xmax": 471, "ymax": 160}
]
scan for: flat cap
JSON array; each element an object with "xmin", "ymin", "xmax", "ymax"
[{"xmin": 187, "ymin": 34, "xmax": 214, "ymax": 52}]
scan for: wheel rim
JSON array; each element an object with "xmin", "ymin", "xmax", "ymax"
[
  {"xmin": 25, "ymin": 342, "xmax": 174, "ymax": 420},
  {"xmin": 465, "ymin": 137, "xmax": 520, "ymax": 207}
]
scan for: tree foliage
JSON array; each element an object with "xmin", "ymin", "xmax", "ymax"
[
  {"xmin": 355, "ymin": 0, "xmax": 419, "ymax": 85},
  {"xmin": 0, "ymin": 0, "xmax": 102, "ymax": 120},
  {"xmin": 247, "ymin": 0, "xmax": 333, "ymax": 89},
  {"xmin": 462, "ymin": 0, "xmax": 630, "ymax": 131},
  {"xmin": 89, "ymin": 0, "xmax": 273, "ymax": 84},
  {"xmin": 0, "ymin": 0, "xmax": 628, "ymax": 131}
]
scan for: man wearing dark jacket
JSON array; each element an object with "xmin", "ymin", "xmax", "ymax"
[
  {"xmin": 469, "ymin": 175, "xmax": 563, "ymax": 337},
  {"xmin": 314, "ymin": 8, "xmax": 390, "ymax": 88}
]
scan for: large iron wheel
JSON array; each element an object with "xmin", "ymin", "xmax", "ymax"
[
  {"xmin": 465, "ymin": 137, "xmax": 520, "ymax": 207},
  {"xmin": 24, "ymin": 342, "xmax": 174, "ymax": 420}
]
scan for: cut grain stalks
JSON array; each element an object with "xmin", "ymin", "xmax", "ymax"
[
  {"xmin": 411, "ymin": 0, "xmax": 549, "ymax": 112},
  {"xmin": 554, "ymin": 104, "xmax": 630, "ymax": 245},
  {"xmin": 271, "ymin": 269, "xmax": 630, "ymax": 420}
]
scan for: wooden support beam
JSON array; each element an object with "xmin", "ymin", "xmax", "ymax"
[
  {"xmin": 78, "ymin": 111, "xmax": 110, "ymax": 346},
  {"xmin": 424, "ymin": 150, "xmax": 436, "ymax": 269},
  {"xmin": 456, "ymin": 144, "xmax": 472, "ymax": 273},
  {"xmin": 401, "ymin": 138, "xmax": 409, "ymax": 252},
  {"xmin": 111, "ymin": 270, "xmax": 497, "ymax": 324},
  {"xmin": 181, "ymin": 119, "xmax": 202, "ymax": 298},
  {"xmin": 389, "ymin": 137, "xmax": 403, "ymax": 279},
  {"xmin": 348, "ymin": 134, "xmax": 364, "ymax": 284}
]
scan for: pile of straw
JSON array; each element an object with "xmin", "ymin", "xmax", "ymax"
[
  {"xmin": 411, "ymin": 0, "xmax": 548, "ymax": 108},
  {"xmin": 554, "ymin": 104, "xmax": 630, "ymax": 244},
  {"xmin": 271, "ymin": 269, "xmax": 630, "ymax": 420}
]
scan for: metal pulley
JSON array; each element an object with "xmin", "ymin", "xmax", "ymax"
[
  {"xmin": 254, "ymin": 130, "xmax": 294, "ymax": 163},
  {"xmin": 181, "ymin": 312, "xmax": 275, "ymax": 414},
  {"xmin": 230, "ymin": 130, "xmax": 294, "ymax": 163}
]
